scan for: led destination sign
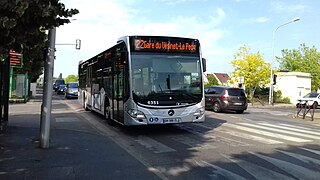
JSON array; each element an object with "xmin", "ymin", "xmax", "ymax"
[{"xmin": 132, "ymin": 37, "xmax": 199, "ymax": 53}]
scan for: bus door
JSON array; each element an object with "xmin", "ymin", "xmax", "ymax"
[{"xmin": 112, "ymin": 61, "xmax": 125, "ymax": 123}]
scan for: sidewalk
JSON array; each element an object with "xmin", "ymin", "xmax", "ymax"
[
  {"xmin": 0, "ymin": 94, "xmax": 160, "ymax": 179},
  {"xmin": 247, "ymin": 102, "xmax": 320, "ymax": 120}
]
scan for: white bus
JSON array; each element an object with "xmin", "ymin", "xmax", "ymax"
[{"xmin": 78, "ymin": 36, "xmax": 206, "ymax": 125}]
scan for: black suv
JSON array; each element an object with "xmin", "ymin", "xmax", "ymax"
[
  {"xmin": 53, "ymin": 79, "xmax": 65, "ymax": 92},
  {"xmin": 205, "ymin": 86, "xmax": 247, "ymax": 114}
]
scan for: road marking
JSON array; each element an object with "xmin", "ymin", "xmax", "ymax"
[
  {"xmin": 259, "ymin": 122, "xmax": 320, "ymax": 136},
  {"xmin": 195, "ymin": 160, "xmax": 247, "ymax": 180},
  {"xmin": 221, "ymin": 154, "xmax": 294, "ymax": 180},
  {"xmin": 225, "ymin": 124, "xmax": 311, "ymax": 143},
  {"xmin": 65, "ymin": 101, "xmax": 170, "ymax": 180},
  {"xmin": 179, "ymin": 124, "xmax": 250, "ymax": 147},
  {"xmin": 277, "ymin": 150, "xmax": 320, "ymax": 166},
  {"xmin": 216, "ymin": 129, "xmax": 283, "ymax": 144},
  {"xmin": 248, "ymin": 109, "xmax": 292, "ymax": 116},
  {"xmin": 299, "ymin": 147, "xmax": 320, "ymax": 155},
  {"xmin": 195, "ymin": 123, "xmax": 282, "ymax": 145},
  {"xmin": 170, "ymin": 135, "xmax": 216, "ymax": 150},
  {"xmin": 135, "ymin": 136, "xmax": 176, "ymax": 154},
  {"xmin": 279, "ymin": 123, "xmax": 319, "ymax": 130},
  {"xmin": 55, "ymin": 117, "xmax": 80, "ymax": 122},
  {"xmin": 250, "ymin": 152, "xmax": 320, "ymax": 180},
  {"xmin": 240, "ymin": 123, "xmax": 320, "ymax": 140}
]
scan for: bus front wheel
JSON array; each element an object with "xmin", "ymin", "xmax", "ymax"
[
  {"xmin": 105, "ymin": 100, "xmax": 115, "ymax": 125},
  {"xmin": 83, "ymin": 94, "xmax": 89, "ymax": 111}
]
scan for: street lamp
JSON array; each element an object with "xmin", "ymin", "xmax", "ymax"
[{"xmin": 269, "ymin": 17, "xmax": 300, "ymax": 105}]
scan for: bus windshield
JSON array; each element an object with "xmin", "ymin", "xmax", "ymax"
[{"xmin": 131, "ymin": 53, "xmax": 202, "ymax": 106}]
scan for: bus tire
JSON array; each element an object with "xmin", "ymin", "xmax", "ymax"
[
  {"xmin": 104, "ymin": 99, "xmax": 115, "ymax": 125},
  {"xmin": 83, "ymin": 94, "xmax": 89, "ymax": 111}
]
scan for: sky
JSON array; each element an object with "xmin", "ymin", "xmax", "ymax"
[{"xmin": 54, "ymin": 0, "xmax": 320, "ymax": 78}]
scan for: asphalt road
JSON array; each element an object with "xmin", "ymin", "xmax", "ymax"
[{"xmin": 60, "ymin": 94, "xmax": 320, "ymax": 180}]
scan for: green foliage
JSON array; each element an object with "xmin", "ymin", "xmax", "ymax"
[
  {"xmin": 64, "ymin": 74, "xmax": 78, "ymax": 83},
  {"xmin": 277, "ymin": 44, "xmax": 320, "ymax": 91},
  {"xmin": 230, "ymin": 45, "xmax": 270, "ymax": 101},
  {"xmin": 205, "ymin": 74, "xmax": 219, "ymax": 87},
  {"xmin": 0, "ymin": 0, "xmax": 79, "ymax": 82},
  {"xmin": 274, "ymin": 90, "xmax": 291, "ymax": 104}
]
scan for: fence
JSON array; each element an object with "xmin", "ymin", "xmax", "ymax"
[{"xmin": 296, "ymin": 100, "xmax": 317, "ymax": 121}]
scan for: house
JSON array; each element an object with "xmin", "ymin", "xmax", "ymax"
[
  {"xmin": 205, "ymin": 73, "xmax": 230, "ymax": 86},
  {"xmin": 214, "ymin": 73, "xmax": 230, "ymax": 86},
  {"xmin": 274, "ymin": 72, "xmax": 311, "ymax": 104}
]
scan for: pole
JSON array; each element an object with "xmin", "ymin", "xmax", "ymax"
[
  {"xmin": 268, "ymin": 29, "xmax": 276, "ymax": 105},
  {"xmin": 9, "ymin": 67, "xmax": 13, "ymax": 98},
  {"xmin": 40, "ymin": 27, "xmax": 56, "ymax": 148},
  {"xmin": 268, "ymin": 18, "xmax": 300, "ymax": 105}
]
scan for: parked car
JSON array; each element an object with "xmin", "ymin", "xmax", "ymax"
[
  {"xmin": 57, "ymin": 85, "xmax": 66, "ymax": 94},
  {"xmin": 65, "ymin": 82, "xmax": 78, "ymax": 99},
  {"xmin": 205, "ymin": 86, "xmax": 248, "ymax": 114},
  {"xmin": 296, "ymin": 92, "xmax": 320, "ymax": 108},
  {"xmin": 53, "ymin": 79, "xmax": 65, "ymax": 92}
]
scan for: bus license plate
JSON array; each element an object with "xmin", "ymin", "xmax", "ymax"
[{"xmin": 163, "ymin": 118, "xmax": 181, "ymax": 124}]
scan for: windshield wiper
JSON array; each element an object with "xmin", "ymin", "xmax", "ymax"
[
  {"xmin": 166, "ymin": 75, "xmax": 171, "ymax": 90},
  {"xmin": 158, "ymin": 84, "xmax": 163, "ymax": 92},
  {"xmin": 184, "ymin": 93, "xmax": 199, "ymax": 101}
]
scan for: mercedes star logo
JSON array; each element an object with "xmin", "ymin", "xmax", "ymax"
[{"xmin": 168, "ymin": 109, "xmax": 174, "ymax": 116}]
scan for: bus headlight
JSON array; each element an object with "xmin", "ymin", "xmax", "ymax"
[
  {"xmin": 128, "ymin": 109, "xmax": 147, "ymax": 120},
  {"xmin": 194, "ymin": 107, "xmax": 205, "ymax": 117}
]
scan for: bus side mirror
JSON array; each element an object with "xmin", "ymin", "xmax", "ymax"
[
  {"xmin": 202, "ymin": 58, "xmax": 206, "ymax": 72},
  {"xmin": 76, "ymin": 39, "xmax": 81, "ymax": 50}
]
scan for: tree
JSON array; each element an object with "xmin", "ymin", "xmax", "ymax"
[
  {"xmin": 277, "ymin": 44, "xmax": 320, "ymax": 91},
  {"xmin": 0, "ymin": 0, "xmax": 79, "ymax": 82},
  {"xmin": 205, "ymin": 74, "xmax": 219, "ymax": 87},
  {"xmin": 64, "ymin": 74, "xmax": 78, "ymax": 83},
  {"xmin": 230, "ymin": 45, "xmax": 270, "ymax": 102}
]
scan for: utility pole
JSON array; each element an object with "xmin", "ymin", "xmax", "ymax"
[
  {"xmin": 40, "ymin": 27, "xmax": 56, "ymax": 148},
  {"xmin": 268, "ymin": 17, "xmax": 300, "ymax": 105}
]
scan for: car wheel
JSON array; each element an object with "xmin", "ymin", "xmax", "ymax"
[
  {"xmin": 313, "ymin": 102, "xmax": 318, "ymax": 109},
  {"xmin": 213, "ymin": 102, "xmax": 221, "ymax": 113},
  {"xmin": 236, "ymin": 110, "xmax": 244, "ymax": 114}
]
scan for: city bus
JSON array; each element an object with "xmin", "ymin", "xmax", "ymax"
[{"xmin": 78, "ymin": 35, "xmax": 206, "ymax": 125}]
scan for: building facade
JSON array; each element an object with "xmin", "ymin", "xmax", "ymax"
[{"xmin": 274, "ymin": 72, "xmax": 311, "ymax": 104}]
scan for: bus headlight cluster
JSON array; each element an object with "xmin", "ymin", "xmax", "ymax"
[
  {"xmin": 194, "ymin": 107, "xmax": 205, "ymax": 117},
  {"xmin": 128, "ymin": 109, "xmax": 147, "ymax": 120}
]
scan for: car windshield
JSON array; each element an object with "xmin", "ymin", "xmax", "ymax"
[
  {"xmin": 68, "ymin": 83, "xmax": 78, "ymax": 88},
  {"xmin": 55, "ymin": 80, "xmax": 65, "ymax": 85},
  {"xmin": 131, "ymin": 53, "xmax": 202, "ymax": 106},
  {"xmin": 303, "ymin": 93, "xmax": 319, "ymax": 98}
]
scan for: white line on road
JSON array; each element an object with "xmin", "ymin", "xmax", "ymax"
[
  {"xmin": 225, "ymin": 124, "xmax": 311, "ymax": 143},
  {"xmin": 250, "ymin": 152, "xmax": 320, "ymax": 180},
  {"xmin": 135, "ymin": 136, "xmax": 176, "ymax": 154},
  {"xmin": 277, "ymin": 150, "xmax": 320, "ymax": 166},
  {"xmin": 221, "ymin": 154, "xmax": 294, "ymax": 180},
  {"xmin": 299, "ymin": 147, "xmax": 320, "ymax": 155},
  {"xmin": 259, "ymin": 122, "xmax": 320, "ymax": 136},
  {"xmin": 194, "ymin": 160, "xmax": 247, "ymax": 180},
  {"xmin": 240, "ymin": 123, "xmax": 320, "ymax": 140},
  {"xmin": 216, "ymin": 129, "xmax": 283, "ymax": 144}
]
